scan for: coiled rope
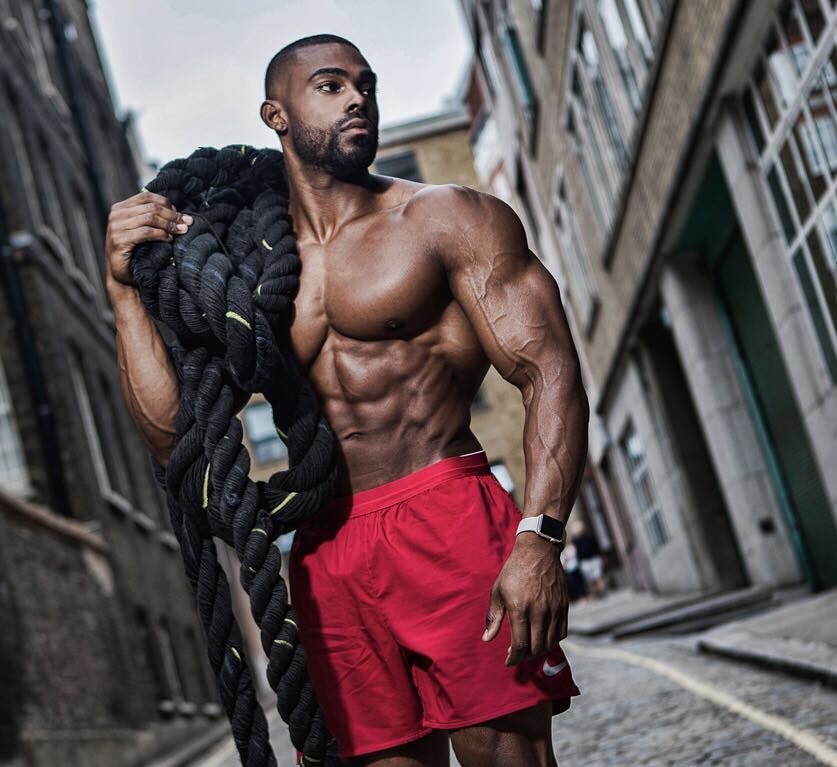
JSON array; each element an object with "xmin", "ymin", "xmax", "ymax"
[{"xmin": 131, "ymin": 145, "xmax": 341, "ymax": 766}]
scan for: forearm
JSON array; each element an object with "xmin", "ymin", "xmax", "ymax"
[
  {"xmin": 107, "ymin": 276, "xmax": 180, "ymax": 467},
  {"xmin": 519, "ymin": 358, "xmax": 589, "ymax": 522}
]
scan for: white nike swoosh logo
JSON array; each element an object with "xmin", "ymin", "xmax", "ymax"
[{"xmin": 542, "ymin": 659, "xmax": 568, "ymax": 677}]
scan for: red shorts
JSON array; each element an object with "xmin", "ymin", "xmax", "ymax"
[{"xmin": 289, "ymin": 452, "xmax": 580, "ymax": 759}]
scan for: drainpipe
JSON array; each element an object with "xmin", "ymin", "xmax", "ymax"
[
  {"xmin": 0, "ymin": 211, "xmax": 73, "ymax": 518},
  {"xmin": 44, "ymin": 0, "xmax": 110, "ymax": 227}
]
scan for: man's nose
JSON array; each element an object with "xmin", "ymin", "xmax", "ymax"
[{"xmin": 346, "ymin": 87, "xmax": 369, "ymax": 114}]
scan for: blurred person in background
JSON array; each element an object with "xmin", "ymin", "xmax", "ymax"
[
  {"xmin": 560, "ymin": 537, "xmax": 588, "ymax": 605},
  {"xmin": 570, "ymin": 520, "xmax": 606, "ymax": 600}
]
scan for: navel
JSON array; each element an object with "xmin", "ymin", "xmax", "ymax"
[{"xmin": 384, "ymin": 318, "xmax": 404, "ymax": 330}]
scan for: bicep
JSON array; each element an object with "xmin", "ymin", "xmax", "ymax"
[
  {"xmin": 451, "ymin": 251, "xmax": 577, "ymax": 390},
  {"xmin": 441, "ymin": 192, "xmax": 579, "ymax": 390}
]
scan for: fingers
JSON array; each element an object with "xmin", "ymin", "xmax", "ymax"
[
  {"xmin": 106, "ymin": 202, "xmax": 193, "ymax": 255},
  {"xmin": 120, "ymin": 209, "xmax": 191, "ymax": 236},
  {"xmin": 530, "ymin": 610, "xmax": 548, "ymax": 658},
  {"xmin": 505, "ymin": 607, "xmax": 531, "ymax": 666},
  {"xmin": 546, "ymin": 609, "xmax": 560, "ymax": 650},
  {"xmin": 482, "ymin": 584, "xmax": 506, "ymax": 643}
]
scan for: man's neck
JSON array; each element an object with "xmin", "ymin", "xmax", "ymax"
[{"xmin": 285, "ymin": 160, "xmax": 379, "ymax": 245}]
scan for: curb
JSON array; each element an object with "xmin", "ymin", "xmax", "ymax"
[
  {"xmin": 698, "ymin": 635, "xmax": 837, "ymax": 690},
  {"xmin": 569, "ymin": 592, "xmax": 710, "ymax": 636},
  {"xmin": 139, "ymin": 720, "xmax": 234, "ymax": 767}
]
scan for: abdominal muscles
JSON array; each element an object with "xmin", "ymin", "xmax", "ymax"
[{"xmin": 309, "ymin": 330, "xmax": 488, "ymax": 494}]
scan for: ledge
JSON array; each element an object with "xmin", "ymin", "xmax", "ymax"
[
  {"xmin": 156, "ymin": 530, "xmax": 180, "ymax": 551},
  {"xmin": 0, "ymin": 485, "xmax": 109, "ymax": 555}
]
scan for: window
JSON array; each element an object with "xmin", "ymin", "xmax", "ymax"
[
  {"xmin": 597, "ymin": 0, "xmax": 642, "ymax": 112},
  {"xmin": 567, "ymin": 85, "xmax": 615, "ymax": 231},
  {"xmin": 243, "ymin": 401, "xmax": 288, "ymax": 465},
  {"xmin": 531, "ymin": 0, "xmax": 547, "ymax": 52},
  {"xmin": 0, "ymin": 358, "xmax": 31, "ymax": 497},
  {"xmin": 552, "ymin": 172, "xmax": 599, "ymax": 334},
  {"xmin": 136, "ymin": 608, "xmax": 168, "ymax": 711},
  {"xmin": 561, "ymin": 1, "xmax": 668, "ymax": 242},
  {"xmin": 515, "ymin": 157, "xmax": 541, "ymax": 252},
  {"xmin": 4, "ymin": 86, "xmax": 44, "ymax": 227},
  {"xmin": 580, "ymin": 477, "xmax": 613, "ymax": 550},
  {"xmin": 19, "ymin": 2, "xmax": 51, "ymax": 88},
  {"xmin": 158, "ymin": 619, "xmax": 185, "ymax": 712},
  {"xmin": 71, "ymin": 188, "xmax": 105, "ymax": 295},
  {"xmin": 95, "ymin": 374, "xmax": 138, "ymax": 505},
  {"xmin": 502, "ymin": 24, "xmax": 540, "ymax": 148},
  {"xmin": 578, "ymin": 22, "xmax": 627, "ymax": 168},
  {"xmin": 35, "ymin": 134, "xmax": 70, "ymax": 246},
  {"xmin": 375, "ymin": 150, "xmax": 423, "ymax": 182},
  {"xmin": 620, "ymin": 422, "xmax": 668, "ymax": 551},
  {"xmin": 69, "ymin": 349, "xmax": 112, "ymax": 496},
  {"xmin": 742, "ymin": 0, "xmax": 837, "ymax": 382}
]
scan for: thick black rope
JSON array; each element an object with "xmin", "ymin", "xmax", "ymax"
[{"xmin": 131, "ymin": 145, "xmax": 341, "ymax": 766}]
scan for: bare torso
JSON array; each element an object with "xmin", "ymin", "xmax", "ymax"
[{"xmin": 289, "ymin": 178, "xmax": 488, "ymax": 494}]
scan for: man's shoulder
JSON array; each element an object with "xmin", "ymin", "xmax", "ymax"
[
  {"xmin": 400, "ymin": 183, "xmax": 505, "ymax": 219},
  {"xmin": 396, "ymin": 184, "xmax": 527, "ymax": 263}
]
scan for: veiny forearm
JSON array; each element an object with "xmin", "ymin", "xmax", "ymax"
[
  {"xmin": 108, "ymin": 277, "xmax": 180, "ymax": 466},
  {"xmin": 519, "ymin": 358, "xmax": 589, "ymax": 522}
]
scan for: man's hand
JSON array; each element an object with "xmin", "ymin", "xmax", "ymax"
[
  {"xmin": 105, "ymin": 191, "xmax": 192, "ymax": 286},
  {"xmin": 483, "ymin": 532, "xmax": 569, "ymax": 666}
]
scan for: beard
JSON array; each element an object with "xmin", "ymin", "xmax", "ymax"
[{"xmin": 291, "ymin": 117, "xmax": 379, "ymax": 179}]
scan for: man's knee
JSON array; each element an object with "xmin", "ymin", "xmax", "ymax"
[{"xmin": 449, "ymin": 702, "xmax": 557, "ymax": 767}]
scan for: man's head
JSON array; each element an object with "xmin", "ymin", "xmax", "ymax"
[{"xmin": 261, "ymin": 35, "xmax": 379, "ymax": 180}]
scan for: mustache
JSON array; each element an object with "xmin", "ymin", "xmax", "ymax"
[{"xmin": 337, "ymin": 115, "xmax": 377, "ymax": 131}]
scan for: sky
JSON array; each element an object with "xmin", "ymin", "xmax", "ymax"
[{"xmin": 90, "ymin": 0, "xmax": 472, "ymax": 169}]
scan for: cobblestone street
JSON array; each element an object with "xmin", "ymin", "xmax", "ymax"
[
  {"xmin": 555, "ymin": 638, "xmax": 837, "ymax": 767},
  {"xmin": 190, "ymin": 635, "xmax": 837, "ymax": 766}
]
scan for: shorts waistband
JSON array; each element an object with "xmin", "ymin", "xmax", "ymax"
[{"xmin": 327, "ymin": 451, "xmax": 491, "ymax": 518}]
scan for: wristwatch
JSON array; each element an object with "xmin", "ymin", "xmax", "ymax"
[{"xmin": 516, "ymin": 514, "xmax": 566, "ymax": 548}]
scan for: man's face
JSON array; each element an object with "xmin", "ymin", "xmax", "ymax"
[{"xmin": 283, "ymin": 43, "xmax": 379, "ymax": 178}]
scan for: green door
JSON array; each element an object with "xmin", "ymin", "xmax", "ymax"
[{"xmin": 714, "ymin": 231, "xmax": 837, "ymax": 590}]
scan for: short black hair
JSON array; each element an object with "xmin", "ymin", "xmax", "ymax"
[{"xmin": 264, "ymin": 34, "xmax": 362, "ymax": 98}]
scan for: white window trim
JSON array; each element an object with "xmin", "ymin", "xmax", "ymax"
[
  {"xmin": 70, "ymin": 353, "xmax": 112, "ymax": 496},
  {"xmin": 620, "ymin": 421, "xmax": 668, "ymax": 552},
  {"xmin": 743, "ymin": 0, "xmax": 837, "ymax": 376},
  {"xmin": 551, "ymin": 166, "xmax": 599, "ymax": 334},
  {"xmin": 0, "ymin": 358, "xmax": 32, "ymax": 497}
]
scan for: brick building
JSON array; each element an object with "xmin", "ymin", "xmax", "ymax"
[
  {"xmin": 461, "ymin": 0, "xmax": 837, "ymax": 594},
  {"xmin": 0, "ymin": 2, "xmax": 220, "ymax": 765}
]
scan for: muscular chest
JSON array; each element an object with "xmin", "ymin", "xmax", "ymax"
[{"xmin": 289, "ymin": 222, "xmax": 448, "ymax": 366}]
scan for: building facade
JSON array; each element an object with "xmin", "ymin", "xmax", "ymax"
[
  {"xmin": 461, "ymin": 0, "xmax": 837, "ymax": 593},
  {"xmin": 0, "ymin": 2, "xmax": 220, "ymax": 765}
]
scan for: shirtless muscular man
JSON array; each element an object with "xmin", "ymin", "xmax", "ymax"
[{"xmin": 105, "ymin": 34, "xmax": 589, "ymax": 767}]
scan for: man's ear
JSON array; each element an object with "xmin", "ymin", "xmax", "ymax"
[{"xmin": 261, "ymin": 99, "xmax": 287, "ymax": 135}]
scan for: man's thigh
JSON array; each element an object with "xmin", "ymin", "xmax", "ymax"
[{"xmin": 449, "ymin": 701, "xmax": 557, "ymax": 767}]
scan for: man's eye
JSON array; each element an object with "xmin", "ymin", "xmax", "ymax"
[
  {"xmin": 317, "ymin": 81, "xmax": 340, "ymax": 93},
  {"xmin": 361, "ymin": 86, "xmax": 376, "ymax": 97}
]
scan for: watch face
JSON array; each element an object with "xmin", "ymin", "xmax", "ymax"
[{"xmin": 539, "ymin": 515, "xmax": 565, "ymax": 542}]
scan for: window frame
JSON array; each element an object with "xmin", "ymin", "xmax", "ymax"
[
  {"xmin": 619, "ymin": 420, "xmax": 668, "ymax": 552},
  {"xmin": 741, "ymin": 0, "xmax": 837, "ymax": 382},
  {"xmin": 0, "ymin": 356, "xmax": 31, "ymax": 498}
]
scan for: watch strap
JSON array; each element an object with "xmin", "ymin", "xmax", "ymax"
[{"xmin": 516, "ymin": 514, "xmax": 565, "ymax": 546}]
